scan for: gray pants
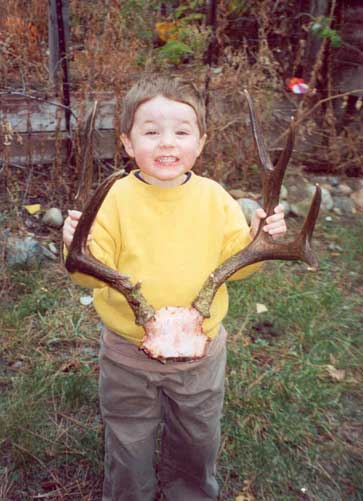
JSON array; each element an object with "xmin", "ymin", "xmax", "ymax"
[{"xmin": 99, "ymin": 344, "xmax": 226, "ymax": 501}]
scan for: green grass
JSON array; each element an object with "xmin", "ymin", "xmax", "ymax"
[
  {"xmin": 0, "ymin": 214, "xmax": 362, "ymax": 499},
  {"xmin": 221, "ymin": 214, "xmax": 363, "ymax": 500},
  {"xmin": 0, "ymin": 265, "xmax": 103, "ymax": 498}
]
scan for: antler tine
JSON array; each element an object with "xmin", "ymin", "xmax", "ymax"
[
  {"xmin": 296, "ymin": 184, "xmax": 322, "ymax": 269},
  {"xmin": 192, "ymin": 93, "xmax": 321, "ymax": 319},
  {"xmin": 243, "ymin": 89, "xmax": 273, "ymax": 173},
  {"xmin": 65, "ymin": 172, "xmax": 156, "ymax": 326},
  {"xmin": 66, "ymin": 171, "xmax": 123, "ymax": 261},
  {"xmin": 74, "ymin": 100, "xmax": 99, "ymax": 210},
  {"xmin": 244, "ymin": 89, "xmax": 295, "ymax": 219}
]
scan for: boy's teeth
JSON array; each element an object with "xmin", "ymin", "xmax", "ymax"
[{"xmin": 158, "ymin": 157, "xmax": 177, "ymax": 163}]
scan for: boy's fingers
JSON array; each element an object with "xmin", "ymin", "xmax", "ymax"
[
  {"xmin": 256, "ymin": 208, "xmax": 266, "ymax": 219},
  {"xmin": 263, "ymin": 208, "xmax": 287, "ymax": 232},
  {"xmin": 257, "ymin": 206, "xmax": 284, "ymax": 222},
  {"xmin": 274, "ymin": 204, "xmax": 284, "ymax": 214},
  {"xmin": 266, "ymin": 212, "xmax": 285, "ymax": 224},
  {"xmin": 265, "ymin": 217, "xmax": 283, "ymax": 227},
  {"xmin": 264, "ymin": 224, "xmax": 286, "ymax": 233},
  {"xmin": 67, "ymin": 209, "xmax": 82, "ymax": 219}
]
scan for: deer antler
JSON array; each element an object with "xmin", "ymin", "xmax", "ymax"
[
  {"xmin": 192, "ymin": 90, "xmax": 322, "ymax": 318},
  {"xmin": 64, "ymin": 171, "xmax": 156, "ymax": 326}
]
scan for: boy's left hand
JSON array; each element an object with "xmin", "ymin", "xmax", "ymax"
[{"xmin": 250, "ymin": 204, "xmax": 287, "ymax": 240}]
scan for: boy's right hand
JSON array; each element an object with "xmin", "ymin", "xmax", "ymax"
[{"xmin": 63, "ymin": 210, "xmax": 82, "ymax": 249}]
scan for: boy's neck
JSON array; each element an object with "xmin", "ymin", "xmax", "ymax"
[{"xmin": 138, "ymin": 172, "xmax": 188, "ymax": 187}]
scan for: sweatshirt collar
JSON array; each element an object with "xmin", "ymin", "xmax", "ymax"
[
  {"xmin": 130, "ymin": 170, "xmax": 197, "ymax": 201},
  {"xmin": 134, "ymin": 170, "xmax": 192, "ymax": 186}
]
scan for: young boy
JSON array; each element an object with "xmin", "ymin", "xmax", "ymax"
[{"xmin": 63, "ymin": 76, "xmax": 286, "ymax": 501}]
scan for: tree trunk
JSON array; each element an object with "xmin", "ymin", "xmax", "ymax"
[
  {"xmin": 205, "ymin": 0, "xmax": 218, "ymax": 67},
  {"xmin": 334, "ymin": 1, "xmax": 363, "ymax": 98},
  {"xmin": 48, "ymin": 0, "xmax": 70, "ymax": 84}
]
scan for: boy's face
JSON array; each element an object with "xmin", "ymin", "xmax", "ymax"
[{"xmin": 121, "ymin": 95, "xmax": 206, "ymax": 186}]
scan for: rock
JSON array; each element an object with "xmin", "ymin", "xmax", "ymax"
[
  {"xmin": 5, "ymin": 235, "xmax": 59, "ymax": 268},
  {"xmin": 237, "ymin": 198, "xmax": 262, "ymax": 225},
  {"xmin": 280, "ymin": 185, "xmax": 288, "ymax": 200},
  {"xmin": 306, "ymin": 184, "xmax": 334, "ymax": 211},
  {"xmin": 229, "ymin": 188, "xmax": 246, "ymax": 199},
  {"xmin": 328, "ymin": 243, "xmax": 343, "ymax": 252},
  {"xmin": 42, "ymin": 208, "xmax": 63, "ymax": 228},
  {"xmin": 321, "ymin": 183, "xmax": 332, "ymax": 192},
  {"xmin": 290, "ymin": 201, "xmax": 311, "ymax": 218},
  {"xmin": 41, "ymin": 247, "xmax": 58, "ymax": 261},
  {"xmin": 351, "ymin": 189, "xmax": 363, "ymax": 210},
  {"xmin": 338, "ymin": 184, "xmax": 352, "ymax": 196},
  {"xmin": 5, "ymin": 236, "xmax": 45, "ymax": 268},
  {"xmin": 279, "ymin": 200, "xmax": 291, "ymax": 216},
  {"xmin": 48, "ymin": 242, "xmax": 58, "ymax": 255},
  {"xmin": 333, "ymin": 196, "xmax": 354, "ymax": 214},
  {"xmin": 320, "ymin": 187, "xmax": 335, "ymax": 212}
]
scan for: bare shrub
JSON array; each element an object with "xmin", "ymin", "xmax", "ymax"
[{"xmin": 0, "ymin": 0, "xmax": 48, "ymax": 85}]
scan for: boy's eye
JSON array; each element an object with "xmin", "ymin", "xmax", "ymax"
[
  {"xmin": 145, "ymin": 130, "xmax": 158, "ymax": 135},
  {"xmin": 176, "ymin": 131, "xmax": 189, "ymax": 136}
]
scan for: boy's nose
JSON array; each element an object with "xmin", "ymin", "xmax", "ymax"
[{"xmin": 159, "ymin": 132, "xmax": 175, "ymax": 147}]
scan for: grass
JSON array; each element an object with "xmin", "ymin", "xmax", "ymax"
[
  {"xmin": 0, "ymin": 213, "xmax": 362, "ymax": 500},
  {"xmin": 221, "ymin": 214, "xmax": 363, "ymax": 500},
  {"xmin": 0, "ymin": 265, "xmax": 103, "ymax": 498}
]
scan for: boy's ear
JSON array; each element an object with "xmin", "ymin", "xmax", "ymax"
[
  {"xmin": 197, "ymin": 134, "xmax": 207, "ymax": 157},
  {"xmin": 120, "ymin": 134, "xmax": 135, "ymax": 158}
]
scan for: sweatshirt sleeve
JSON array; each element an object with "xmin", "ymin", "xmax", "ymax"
[
  {"xmin": 220, "ymin": 194, "xmax": 263, "ymax": 281},
  {"xmin": 65, "ymin": 187, "xmax": 121, "ymax": 289}
]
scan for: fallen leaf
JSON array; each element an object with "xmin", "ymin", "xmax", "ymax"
[
  {"xmin": 256, "ymin": 303, "xmax": 268, "ymax": 314},
  {"xmin": 235, "ymin": 480, "xmax": 255, "ymax": 501},
  {"xmin": 235, "ymin": 493, "xmax": 255, "ymax": 501},
  {"xmin": 326, "ymin": 364, "xmax": 345, "ymax": 381},
  {"xmin": 80, "ymin": 295, "xmax": 93, "ymax": 306},
  {"xmin": 329, "ymin": 354, "xmax": 337, "ymax": 365},
  {"xmin": 59, "ymin": 359, "xmax": 81, "ymax": 372},
  {"xmin": 23, "ymin": 203, "xmax": 42, "ymax": 215},
  {"xmin": 242, "ymin": 334, "xmax": 251, "ymax": 347}
]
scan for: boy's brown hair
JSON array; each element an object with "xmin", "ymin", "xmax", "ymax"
[{"xmin": 121, "ymin": 76, "xmax": 206, "ymax": 136}]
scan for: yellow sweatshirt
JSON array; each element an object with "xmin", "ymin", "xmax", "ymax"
[{"xmin": 69, "ymin": 171, "xmax": 261, "ymax": 344}]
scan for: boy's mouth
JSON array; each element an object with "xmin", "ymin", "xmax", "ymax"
[{"xmin": 156, "ymin": 156, "xmax": 179, "ymax": 164}]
